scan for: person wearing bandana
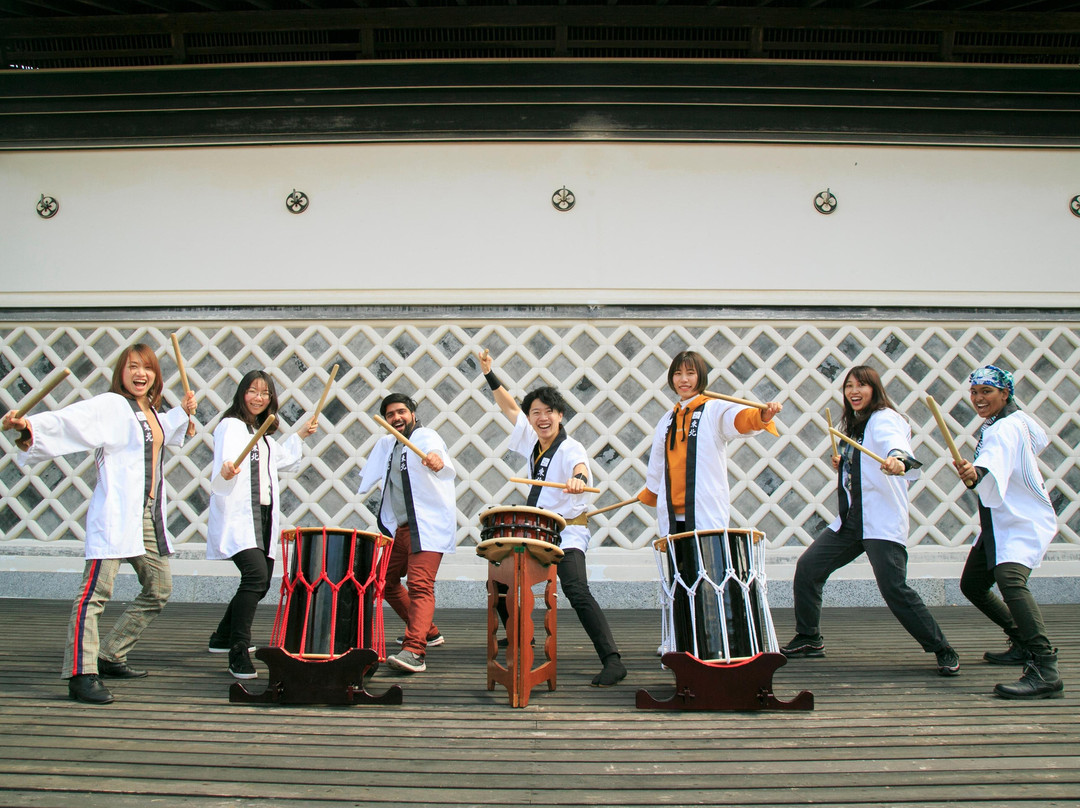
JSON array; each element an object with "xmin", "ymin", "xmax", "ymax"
[
  {"xmin": 638, "ymin": 350, "xmax": 782, "ymax": 654},
  {"xmin": 781, "ymin": 365, "xmax": 960, "ymax": 677},
  {"xmin": 2, "ymin": 343, "xmax": 197, "ymax": 704},
  {"xmin": 206, "ymin": 370, "xmax": 318, "ymax": 680},
  {"xmin": 953, "ymin": 365, "xmax": 1064, "ymax": 700},
  {"xmin": 478, "ymin": 351, "xmax": 626, "ymax": 687},
  {"xmin": 357, "ymin": 393, "xmax": 456, "ymax": 675}
]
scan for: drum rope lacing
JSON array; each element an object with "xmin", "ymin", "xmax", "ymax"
[{"xmin": 654, "ymin": 529, "xmax": 779, "ymax": 662}]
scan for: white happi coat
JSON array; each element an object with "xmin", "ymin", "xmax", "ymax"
[
  {"xmin": 17, "ymin": 392, "xmax": 189, "ymax": 559},
  {"xmin": 207, "ymin": 417, "xmax": 304, "ymax": 561},
  {"xmin": 973, "ymin": 411, "xmax": 1057, "ymax": 568},
  {"xmin": 507, "ymin": 411, "xmax": 592, "ymax": 554},
  {"xmin": 829, "ymin": 408, "xmax": 920, "ymax": 545},
  {"xmin": 357, "ymin": 428, "xmax": 457, "ymax": 554},
  {"xmin": 645, "ymin": 398, "xmax": 767, "ymax": 537}
]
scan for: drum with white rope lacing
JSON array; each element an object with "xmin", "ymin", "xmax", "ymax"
[{"xmin": 653, "ymin": 528, "xmax": 779, "ymax": 662}]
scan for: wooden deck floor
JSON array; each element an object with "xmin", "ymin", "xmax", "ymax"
[{"xmin": 0, "ymin": 598, "xmax": 1077, "ymax": 808}]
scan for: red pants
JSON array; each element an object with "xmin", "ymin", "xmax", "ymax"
[{"xmin": 383, "ymin": 524, "xmax": 442, "ymax": 656}]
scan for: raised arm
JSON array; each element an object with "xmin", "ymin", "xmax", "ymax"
[{"xmin": 477, "ymin": 349, "xmax": 522, "ymax": 423}]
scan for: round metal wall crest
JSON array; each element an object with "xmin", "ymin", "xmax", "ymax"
[
  {"xmin": 552, "ymin": 187, "xmax": 575, "ymax": 212},
  {"xmin": 1071, "ymin": 195, "xmax": 1080, "ymax": 218},
  {"xmin": 286, "ymin": 189, "xmax": 309, "ymax": 214},
  {"xmin": 36, "ymin": 194, "xmax": 59, "ymax": 219},
  {"xmin": 814, "ymin": 189, "xmax": 837, "ymax": 215}
]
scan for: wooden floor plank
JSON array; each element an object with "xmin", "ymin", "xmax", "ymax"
[{"xmin": 0, "ymin": 598, "xmax": 1076, "ymax": 807}]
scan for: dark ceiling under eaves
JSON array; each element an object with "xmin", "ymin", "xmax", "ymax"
[
  {"xmin": 1, "ymin": 2, "xmax": 1078, "ymax": 149},
  {"xmin": 3, "ymin": 1, "xmax": 1080, "ymax": 68}
]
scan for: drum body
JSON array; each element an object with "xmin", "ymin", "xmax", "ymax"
[
  {"xmin": 479, "ymin": 506, "xmax": 566, "ymax": 546},
  {"xmin": 655, "ymin": 529, "xmax": 779, "ymax": 662},
  {"xmin": 271, "ymin": 527, "xmax": 390, "ymax": 659}
]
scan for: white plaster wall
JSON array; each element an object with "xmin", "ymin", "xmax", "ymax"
[{"xmin": 2, "ymin": 142, "xmax": 1079, "ymax": 308}]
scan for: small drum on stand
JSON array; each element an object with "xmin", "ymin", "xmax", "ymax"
[
  {"xmin": 230, "ymin": 527, "xmax": 402, "ymax": 706},
  {"xmin": 479, "ymin": 505, "xmax": 564, "ymax": 546},
  {"xmin": 637, "ymin": 528, "xmax": 813, "ymax": 712},
  {"xmin": 477, "ymin": 506, "xmax": 565, "ymax": 708}
]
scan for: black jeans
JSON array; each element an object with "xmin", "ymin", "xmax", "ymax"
[
  {"xmin": 214, "ymin": 548, "xmax": 275, "ymax": 648},
  {"xmin": 793, "ymin": 526, "xmax": 948, "ymax": 653},
  {"xmin": 959, "ymin": 546, "xmax": 1052, "ymax": 657},
  {"xmin": 495, "ymin": 547, "xmax": 620, "ymax": 662}
]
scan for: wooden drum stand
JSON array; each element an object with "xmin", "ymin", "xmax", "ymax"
[{"xmin": 476, "ymin": 537, "xmax": 564, "ymax": 708}]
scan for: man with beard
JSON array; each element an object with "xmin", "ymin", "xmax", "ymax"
[{"xmin": 358, "ymin": 393, "xmax": 457, "ymax": 674}]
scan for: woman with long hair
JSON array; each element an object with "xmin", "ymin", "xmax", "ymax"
[
  {"xmin": 782, "ymin": 364, "xmax": 959, "ymax": 677},
  {"xmin": 206, "ymin": 369, "xmax": 316, "ymax": 679},
  {"xmin": 2, "ymin": 342, "xmax": 196, "ymax": 704}
]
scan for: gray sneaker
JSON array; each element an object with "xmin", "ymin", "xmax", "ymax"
[{"xmin": 386, "ymin": 649, "xmax": 426, "ymax": 674}]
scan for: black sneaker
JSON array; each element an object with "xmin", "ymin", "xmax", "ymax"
[
  {"xmin": 228, "ymin": 643, "xmax": 257, "ymax": 680},
  {"xmin": 935, "ymin": 645, "xmax": 961, "ymax": 676},
  {"xmin": 781, "ymin": 633, "xmax": 825, "ymax": 657},
  {"xmin": 396, "ymin": 633, "xmax": 445, "ymax": 648},
  {"xmin": 209, "ymin": 634, "xmax": 254, "ymax": 654}
]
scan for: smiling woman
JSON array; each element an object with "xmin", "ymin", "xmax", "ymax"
[
  {"xmin": 953, "ymin": 364, "xmax": 1065, "ymax": 700},
  {"xmin": 782, "ymin": 363, "xmax": 960, "ymax": 677},
  {"xmin": 0, "ymin": 342, "xmax": 197, "ymax": 704}
]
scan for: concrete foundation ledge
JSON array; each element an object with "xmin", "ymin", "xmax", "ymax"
[{"xmin": 2, "ymin": 571, "xmax": 1078, "ymax": 609}]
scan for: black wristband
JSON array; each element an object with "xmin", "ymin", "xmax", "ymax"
[
  {"xmin": 573, "ymin": 472, "xmax": 588, "ymax": 483},
  {"xmin": 484, "ymin": 371, "xmax": 502, "ymax": 391}
]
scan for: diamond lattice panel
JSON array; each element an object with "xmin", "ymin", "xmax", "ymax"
[{"xmin": 2, "ymin": 319, "xmax": 1078, "ymax": 554}]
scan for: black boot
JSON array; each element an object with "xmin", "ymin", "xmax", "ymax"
[
  {"xmin": 983, "ymin": 638, "xmax": 1032, "ymax": 666},
  {"xmin": 68, "ymin": 674, "xmax": 115, "ymax": 704},
  {"xmin": 994, "ymin": 650, "xmax": 1065, "ymax": 700}
]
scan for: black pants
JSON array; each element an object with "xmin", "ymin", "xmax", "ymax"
[
  {"xmin": 959, "ymin": 544, "xmax": 1052, "ymax": 657},
  {"xmin": 793, "ymin": 525, "xmax": 948, "ymax": 653},
  {"xmin": 214, "ymin": 547, "xmax": 276, "ymax": 648},
  {"xmin": 496, "ymin": 548, "xmax": 619, "ymax": 662}
]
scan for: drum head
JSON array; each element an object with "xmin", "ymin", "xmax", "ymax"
[{"xmin": 479, "ymin": 505, "xmax": 567, "ymax": 530}]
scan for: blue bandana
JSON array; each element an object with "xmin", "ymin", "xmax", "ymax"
[{"xmin": 968, "ymin": 365, "xmax": 1014, "ymax": 398}]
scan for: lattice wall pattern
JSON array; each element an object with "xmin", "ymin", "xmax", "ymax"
[{"xmin": 2, "ymin": 318, "xmax": 1078, "ymax": 555}]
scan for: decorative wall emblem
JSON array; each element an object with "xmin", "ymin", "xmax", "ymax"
[
  {"xmin": 552, "ymin": 187, "xmax": 575, "ymax": 212},
  {"xmin": 814, "ymin": 189, "xmax": 837, "ymax": 214},
  {"xmin": 36, "ymin": 195, "xmax": 59, "ymax": 219},
  {"xmin": 286, "ymin": 189, "xmax": 309, "ymax": 214}
]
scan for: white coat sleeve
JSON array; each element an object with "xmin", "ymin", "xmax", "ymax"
[
  {"xmin": 17, "ymin": 395, "xmax": 128, "ymax": 466},
  {"xmin": 210, "ymin": 418, "xmax": 251, "ymax": 496},
  {"xmin": 159, "ymin": 405, "xmax": 190, "ymax": 447},
  {"xmin": 975, "ymin": 420, "xmax": 1022, "ymax": 509},
  {"xmin": 643, "ymin": 412, "xmax": 670, "ymax": 498}
]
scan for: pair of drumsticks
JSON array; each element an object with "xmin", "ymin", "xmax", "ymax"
[
  {"xmin": 7, "ymin": 336, "xmax": 340, "ymax": 481},
  {"xmin": 174, "ymin": 337, "xmax": 339, "ymax": 478},
  {"xmin": 824, "ymin": 396, "xmax": 963, "ymax": 467}
]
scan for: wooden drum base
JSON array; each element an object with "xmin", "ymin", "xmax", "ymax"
[
  {"xmin": 636, "ymin": 652, "xmax": 814, "ymax": 712},
  {"xmin": 229, "ymin": 647, "xmax": 403, "ymax": 706},
  {"xmin": 476, "ymin": 538, "xmax": 564, "ymax": 708}
]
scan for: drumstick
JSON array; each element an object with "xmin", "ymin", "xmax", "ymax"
[
  {"xmin": 170, "ymin": 334, "xmax": 196, "ymax": 437},
  {"xmin": 510, "ymin": 476, "xmax": 601, "ymax": 494},
  {"xmin": 825, "ymin": 407, "xmax": 839, "ymax": 456},
  {"xmin": 14, "ymin": 368, "xmax": 71, "ymax": 418},
  {"xmin": 703, "ymin": 390, "xmax": 767, "ymax": 410},
  {"xmin": 925, "ymin": 395, "xmax": 964, "ymax": 465},
  {"xmin": 372, "ymin": 413, "xmax": 428, "ymax": 460},
  {"xmin": 828, "ymin": 427, "xmax": 887, "ymax": 465},
  {"xmin": 585, "ymin": 497, "xmax": 639, "ymax": 518},
  {"xmin": 311, "ymin": 363, "xmax": 339, "ymax": 422},
  {"xmin": 170, "ymin": 334, "xmax": 191, "ymax": 397},
  {"xmin": 233, "ymin": 414, "xmax": 276, "ymax": 467}
]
